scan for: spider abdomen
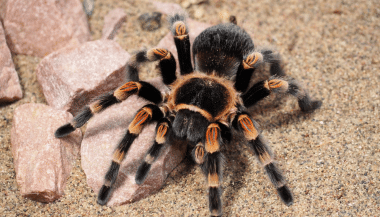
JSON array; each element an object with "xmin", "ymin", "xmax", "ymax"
[{"xmin": 193, "ymin": 23, "xmax": 254, "ymax": 77}]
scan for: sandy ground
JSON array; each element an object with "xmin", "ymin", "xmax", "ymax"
[{"xmin": 1, "ymin": 0, "xmax": 379, "ymax": 216}]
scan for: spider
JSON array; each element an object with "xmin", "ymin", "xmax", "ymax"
[{"xmin": 55, "ymin": 14, "xmax": 321, "ymax": 216}]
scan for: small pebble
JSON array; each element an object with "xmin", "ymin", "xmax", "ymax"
[
  {"xmin": 83, "ymin": 0, "xmax": 95, "ymax": 16},
  {"xmin": 138, "ymin": 12, "xmax": 162, "ymax": 31}
]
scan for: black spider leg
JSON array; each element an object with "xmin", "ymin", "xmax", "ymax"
[
  {"xmin": 135, "ymin": 116, "xmax": 173, "ymax": 184},
  {"xmin": 127, "ymin": 48, "xmax": 177, "ymax": 85},
  {"xmin": 241, "ymin": 76, "xmax": 322, "ymax": 112},
  {"xmin": 97, "ymin": 104, "xmax": 164, "ymax": 205},
  {"xmin": 54, "ymin": 80, "xmax": 163, "ymax": 138},
  {"xmin": 190, "ymin": 122, "xmax": 231, "ymax": 217},
  {"xmin": 234, "ymin": 49, "xmax": 283, "ymax": 92},
  {"xmin": 54, "ymin": 48, "xmax": 177, "ymax": 138},
  {"xmin": 169, "ymin": 14, "xmax": 193, "ymax": 75},
  {"xmin": 232, "ymin": 112, "xmax": 293, "ymax": 206}
]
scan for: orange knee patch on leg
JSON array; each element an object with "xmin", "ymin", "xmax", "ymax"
[
  {"xmin": 258, "ymin": 151, "xmax": 272, "ymax": 165},
  {"xmin": 243, "ymin": 52, "xmax": 263, "ymax": 69},
  {"xmin": 129, "ymin": 107, "xmax": 152, "ymax": 134},
  {"xmin": 174, "ymin": 21, "xmax": 187, "ymax": 37},
  {"xmin": 205, "ymin": 123, "xmax": 221, "ymax": 154},
  {"xmin": 208, "ymin": 173, "xmax": 220, "ymax": 187},
  {"xmin": 155, "ymin": 123, "xmax": 168, "ymax": 144},
  {"xmin": 114, "ymin": 82, "xmax": 140, "ymax": 101},
  {"xmin": 268, "ymin": 79, "xmax": 289, "ymax": 92},
  {"xmin": 148, "ymin": 48, "xmax": 171, "ymax": 60},
  {"xmin": 238, "ymin": 115, "xmax": 259, "ymax": 140},
  {"xmin": 89, "ymin": 101, "xmax": 102, "ymax": 114},
  {"xmin": 112, "ymin": 150, "xmax": 125, "ymax": 164},
  {"xmin": 194, "ymin": 143, "xmax": 205, "ymax": 164}
]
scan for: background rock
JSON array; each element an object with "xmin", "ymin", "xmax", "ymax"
[
  {"xmin": 2, "ymin": 0, "xmax": 90, "ymax": 57},
  {"xmin": 81, "ymin": 77, "xmax": 187, "ymax": 206},
  {"xmin": 138, "ymin": 12, "xmax": 162, "ymax": 32},
  {"xmin": 101, "ymin": 8, "xmax": 127, "ymax": 40},
  {"xmin": 11, "ymin": 103, "xmax": 82, "ymax": 203},
  {"xmin": 36, "ymin": 39, "xmax": 130, "ymax": 116},
  {"xmin": 152, "ymin": 1, "xmax": 186, "ymax": 16},
  {"xmin": 0, "ymin": 20, "xmax": 22, "ymax": 103}
]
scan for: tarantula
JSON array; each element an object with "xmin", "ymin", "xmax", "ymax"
[{"xmin": 55, "ymin": 14, "xmax": 321, "ymax": 216}]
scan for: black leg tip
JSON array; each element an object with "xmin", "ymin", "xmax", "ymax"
[
  {"xmin": 277, "ymin": 185, "xmax": 294, "ymax": 206},
  {"xmin": 300, "ymin": 100, "xmax": 322, "ymax": 113},
  {"xmin": 135, "ymin": 162, "xmax": 151, "ymax": 185},
  {"xmin": 97, "ymin": 185, "xmax": 112, "ymax": 206},
  {"xmin": 55, "ymin": 123, "xmax": 75, "ymax": 138}
]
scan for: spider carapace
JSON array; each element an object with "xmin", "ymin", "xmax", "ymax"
[{"xmin": 55, "ymin": 14, "xmax": 321, "ymax": 216}]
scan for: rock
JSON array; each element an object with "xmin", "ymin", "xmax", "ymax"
[
  {"xmin": 2, "ymin": 0, "xmax": 90, "ymax": 57},
  {"xmin": 0, "ymin": 0, "xmax": 8, "ymax": 21},
  {"xmin": 83, "ymin": 0, "xmax": 95, "ymax": 16},
  {"xmin": 36, "ymin": 39, "xmax": 130, "ymax": 116},
  {"xmin": 138, "ymin": 12, "xmax": 162, "ymax": 31},
  {"xmin": 0, "ymin": 20, "xmax": 22, "ymax": 103},
  {"xmin": 156, "ymin": 18, "xmax": 211, "ymax": 71},
  {"xmin": 153, "ymin": 1, "xmax": 186, "ymax": 16},
  {"xmin": 11, "ymin": 103, "xmax": 82, "ymax": 203},
  {"xmin": 81, "ymin": 77, "xmax": 187, "ymax": 206},
  {"xmin": 101, "ymin": 8, "xmax": 127, "ymax": 40}
]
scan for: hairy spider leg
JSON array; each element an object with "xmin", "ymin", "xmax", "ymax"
[
  {"xmin": 97, "ymin": 104, "xmax": 164, "ymax": 205},
  {"xmin": 201, "ymin": 122, "xmax": 233, "ymax": 216},
  {"xmin": 241, "ymin": 76, "xmax": 322, "ymax": 112},
  {"xmin": 235, "ymin": 49, "xmax": 284, "ymax": 92},
  {"xmin": 127, "ymin": 48, "xmax": 177, "ymax": 85},
  {"xmin": 169, "ymin": 14, "xmax": 193, "ymax": 75},
  {"xmin": 54, "ymin": 48, "xmax": 177, "ymax": 138},
  {"xmin": 135, "ymin": 117, "xmax": 172, "ymax": 184},
  {"xmin": 54, "ymin": 80, "xmax": 162, "ymax": 138},
  {"xmin": 232, "ymin": 112, "xmax": 293, "ymax": 206}
]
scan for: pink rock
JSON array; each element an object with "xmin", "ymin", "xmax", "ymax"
[
  {"xmin": 2, "ymin": 0, "xmax": 90, "ymax": 57},
  {"xmin": 0, "ymin": 20, "xmax": 22, "ymax": 103},
  {"xmin": 81, "ymin": 78, "xmax": 187, "ymax": 206},
  {"xmin": 0, "ymin": 0, "xmax": 8, "ymax": 21},
  {"xmin": 11, "ymin": 103, "xmax": 82, "ymax": 203},
  {"xmin": 153, "ymin": 1, "xmax": 186, "ymax": 16},
  {"xmin": 36, "ymin": 39, "xmax": 130, "ymax": 116},
  {"xmin": 156, "ymin": 18, "xmax": 211, "ymax": 71},
  {"xmin": 101, "ymin": 8, "xmax": 127, "ymax": 40}
]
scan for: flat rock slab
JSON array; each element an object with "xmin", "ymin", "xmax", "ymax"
[
  {"xmin": 81, "ymin": 78, "xmax": 187, "ymax": 206},
  {"xmin": 11, "ymin": 103, "xmax": 82, "ymax": 203},
  {"xmin": 0, "ymin": 20, "xmax": 22, "ymax": 103},
  {"xmin": 101, "ymin": 8, "xmax": 127, "ymax": 40},
  {"xmin": 36, "ymin": 39, "xmax": 130, "ymax": 116},
  {"xmin": 153, "ymin": 1, "xmax": 186, "ymax": 16},
  {"xmin": 2, "ymin": 0, "xmax": 90, "ymax": 57}
]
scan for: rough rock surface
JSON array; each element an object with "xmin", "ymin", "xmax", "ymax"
[
  {"xmin": 0, "ymin": 20, "xmax": 22, "ymax": 103},
  {"xmin": 101, "ymin": 8, "xmax": 127, "ymax": 40},
  {"xmin": 153, "ymin": 1, "xmax": 186, "ymax": 16},
  {"xmin": 11, "ymin": 103, "xmax": 82, "ymax": 203},
  {"xmin": 2, "ymin": 0, "xmax": 90, "ymax": 57},
  {"xmin": 36, "ymin": 39, "xmax": 130, "ymax": 116},
  {"xmin": 138, "ymin": 12, "xmax": 162, "ymax": 32},
  {"xmin": 81, "ymin": 78, "xmax": 187, "ymax": 206}
]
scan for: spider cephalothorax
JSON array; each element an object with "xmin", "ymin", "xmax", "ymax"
[{"xmin": 55, "ymin": 14, "xmax": 321, "ymax": 216}]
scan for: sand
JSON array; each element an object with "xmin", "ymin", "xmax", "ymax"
[{"xmin": 1, "ymin": 0, "xmax": 379, "ymax": 216}]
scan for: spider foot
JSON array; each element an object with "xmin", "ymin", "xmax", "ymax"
[
  {"xmin": 55, "ymin": 123, "xmax": 75, "ymax": 138},
  {"xmin": 277, "ymin": 185, "xmax": 294, "ymax": 206},
  {"xmin": 299, "ymin": 99, "xmax": 322, "ymax": 113}
]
